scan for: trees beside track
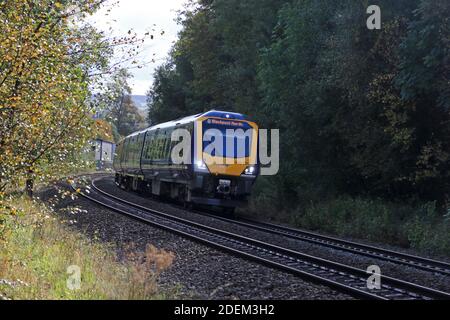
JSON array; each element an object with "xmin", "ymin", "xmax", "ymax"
[
  {"xmin": 147, "ymin": 0, "xmax": 450, "ymax": 209},
  {"xmin": 0, "ymin": 0, "xmax": 152, "ymax": 195},
  {"xmin": 0, "ymin": 1, "xmax": 106, "ymax": 194}
]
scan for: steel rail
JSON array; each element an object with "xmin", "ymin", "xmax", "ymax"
[
  {"xmin": 72, "ymin": 179, "xmax": 450, "ymax": 300},
  {"xmin": 96, "ymin": 177, "xmax": 450, "ymax": 276},
  {"xmin": 237, "ymin": 217, "xmax": 450, "ymax": 276}
]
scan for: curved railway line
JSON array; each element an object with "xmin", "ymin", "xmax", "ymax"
[
  {"xmin": 96, "ymin": 176, "xmax": 450, "ymax": 276},
  {"xmin": 194, "ymin": 209, "xmax": 450, "ymax": 276},
  {"xmin": 71, "ymin": 177, "xmax": 450, "ymax": 300}
]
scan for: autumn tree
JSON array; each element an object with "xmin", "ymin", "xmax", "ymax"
[
  {"xmin": 93, "ymin": 68, "xmax": 146, "ymax": 137},
  {"xmin": 0, "ymin": 0, "xmax": 154, "ymax": 195}
]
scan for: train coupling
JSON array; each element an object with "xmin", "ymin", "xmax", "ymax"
[{"xmin": 217, "ymin": 179, "xmax": 231, "ymax": 194}]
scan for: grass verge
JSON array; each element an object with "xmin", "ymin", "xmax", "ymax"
[{"xmin": 0, "ymin": 196, "xmax": 174, "ymax": 300}]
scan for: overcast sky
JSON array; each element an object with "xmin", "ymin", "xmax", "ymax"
[{"xmin": 89, "ymin": 0, "xmax": 188, "ymax": 95}]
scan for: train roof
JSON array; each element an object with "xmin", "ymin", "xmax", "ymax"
[{"xmin": 123, "ymin": 110, "xmax": 249, "ymax": 140}]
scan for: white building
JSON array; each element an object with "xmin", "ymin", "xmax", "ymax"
[{"xmin": 93, "ymin": 138, "xmax": 115, "ymax": 169}]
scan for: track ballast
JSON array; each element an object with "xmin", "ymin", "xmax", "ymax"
[{"xmin": 72, "ymin": 178, "xmax": 450, "ymax": 300}]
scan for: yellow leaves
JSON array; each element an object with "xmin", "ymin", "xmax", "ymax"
[
  {"xmin": 3, "ymin": 54, "xmax": 14, "ymax": 62},
  {"xmin": 0, "ymin": 1, "xmax": 115, "ymax": 190},
  {"xmin": 94, "ymin": 119, "xmax": 114, "ymax": 142},
  {"xmin": 9, "ymin": 96, "xmax": 21, "ymax": 102}
]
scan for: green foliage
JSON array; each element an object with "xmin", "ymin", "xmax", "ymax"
[
  {"xmin": 395, "ymin": 0, "xmax": 449, "ymax": 108},
  {"xmin": 292, "ymin": 197, "xmax": 449, "ymax": 255},
  {"xmin": 148, "ymin": 0, "xmax": 450, "ymax": 205},
  {"xmin": 403, "ymin": 202, "xmax": 450, "ymax": 254},
  {"xmin": 296, "ymin": 197, "xmax": 404, "ymax": 242},
  {"xmin": 147, "ymin": 61, "xmax": 192, "ymax": 125}
]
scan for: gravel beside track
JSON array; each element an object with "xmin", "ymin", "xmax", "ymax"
[
  {"xmin": 37, "ymin": 175, "xmax": 351, "ymax": 300},
  {"xmin": 91, "ymin": 175, "xmax": 450, "ymax": 294}
]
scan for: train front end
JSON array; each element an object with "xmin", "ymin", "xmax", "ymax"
[{"xmin": 191, "ymin": 111, "xmax": 259, "ymax": 209}]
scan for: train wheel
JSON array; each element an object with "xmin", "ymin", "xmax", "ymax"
[
  {"xmin": 132, "ymin": 177, "xmax": 139, "ymax": 192},
  {"xmin": 122, "ymin": 177, "xmax": 131, "ymax": 191},
  {"xmin": 119, "ymin": 175, "xmax": 126, "ymax": 190}
]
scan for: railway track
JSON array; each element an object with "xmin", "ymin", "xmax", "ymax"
[
  {"xmin": 94, "ymin": 177, "xmax": 450, "ymax": 276},
  {"xmin": 238, "ymin": 218, "xmax": 450, "ymax": 276},
  {"xmin": 192, "ymin": 209, "xmax": 450, "ymax": 276},
  {"xmin": 73, "ymin": 178, "xmax": 450, "ymax": 300}
]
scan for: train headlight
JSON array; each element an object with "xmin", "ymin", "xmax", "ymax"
[
  {"xmin": 244, "ymin": 166, "xmax": 256, "ymax": 175},
  {"xmin": 196, "ymin": 160, "xmax": 208, "ymax": 170}
]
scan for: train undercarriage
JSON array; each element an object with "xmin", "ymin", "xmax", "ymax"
[{"xmin": 115, "ymin": 172, "xmax": 253, "ymax": 214}]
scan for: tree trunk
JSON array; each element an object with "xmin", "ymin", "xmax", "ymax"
[{"xmin": 25, "ymin": 170, "xmax": 34, "ymax": 198}]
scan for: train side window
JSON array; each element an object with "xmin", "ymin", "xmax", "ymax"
[
  {"xmin": 161, "ymin": 131, "xmax": 168, "ymax": 161},
  {"xmin": 165, "ymin": 129, "xmax": 172, "ymax": 162},
  {"xmin": 122, "ymin": 141, "xmax": 126, "ymax": 163},
  {"xmin": 170, "ymin": 130, "xmax": 180, "ymax": 161},
  {"xmin": 151, "ymin": 134, "xmax": 157, "ymax": 160},
  {"xmin": 165, "ymin": 131, "xmax": 171, "ymax": 161},
  {"xmin": 129, "ymin": 138, "xmax": 133, "ymax": 165},
  {"xmin": 136, "ymin": 135, "xmax": 141, "ymax": 166},
  {"xmin": 136, "ymin": 136, "xmax": 140, "ymax": 166},
  {"xmin": 150, "ymin": 135, "xmax": 156, "ymax": 160},
  {"xmin": 143, "ymin": 133, "xmax": 150, "ymax": 160},
  {"xmin": 133, "ymin": 137, "xmax": 138, "ymax": 166},
  {"xmin": 125, "ymin": 140, "xmax": 129, "ymax": 162},
  {"xmin": 131, "ymin": 137, "xmax": 137, "ymax": 167},
  {"xmin": 149, "ymin": 134, "xmax": 156, "ymax": 160},
  {"xmin": 157, "ymin": 132, "xmax": 165, "ymax": 160},
  {"xmin": 151, "ymin": 130, "xmax": 160, "ymax": 160},
  {"xmin": 146, "ymin": 132, "xmax": 154, "ymax": 160},
  {"xmin": 128, "ymin": 138, "xmax": 133, "ymax": 166}
]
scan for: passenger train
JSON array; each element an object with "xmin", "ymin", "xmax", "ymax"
[{"xmin": 113, "ymin": 110, "xmax": 259, "ymax": 212}]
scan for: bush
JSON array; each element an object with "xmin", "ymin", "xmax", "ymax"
[
  {"xmin": 403, "ymin": 203, "xmax": 450, "ymax": 255},
  {"xmin": 244, "ymin": 176, "xmax": 285, "ymax": 221},
  {"xmin": 289, "ymin": 196, "xmax": 450, "ymax": 256}
]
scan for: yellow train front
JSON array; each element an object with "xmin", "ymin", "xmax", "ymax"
[{"xmin": 113, "ymin": 110, "xmax": 259, "ymax": 211}]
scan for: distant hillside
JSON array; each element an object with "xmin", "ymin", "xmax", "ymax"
[
  {"xmin": 130, "ymin": 95, "xmax": 147, "ymax": 112},
  {"xmin": 130, "ymin": 95, "xmax": 149, "ymax": 124}
]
